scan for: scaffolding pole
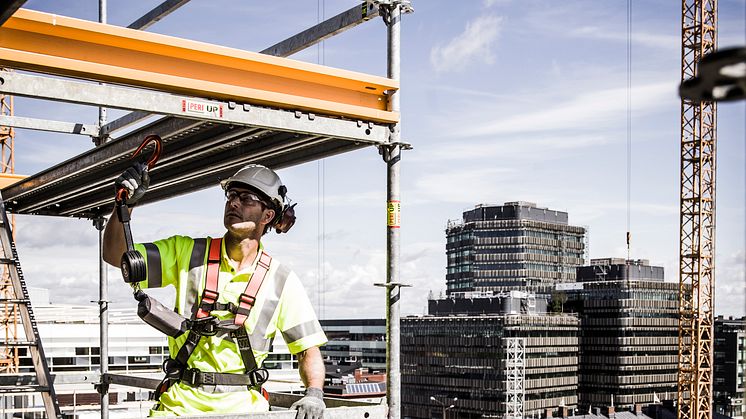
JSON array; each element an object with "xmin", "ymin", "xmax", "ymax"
[
  {"xmin": 385, "ymin": 3, "xmax": 402, "ymax": 419},
  {"xmin": 94, "ymin": 217, "xmax": 109, "ymax": 419}
]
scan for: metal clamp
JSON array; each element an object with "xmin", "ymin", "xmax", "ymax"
[{"xmin": 372, "ymin": 0, "xmax": 414, "ymax": 13}]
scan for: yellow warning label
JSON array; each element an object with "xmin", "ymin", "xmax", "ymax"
[{"xmin": 387, "ymin": 200, "xmax": 401, "ymax": 228}]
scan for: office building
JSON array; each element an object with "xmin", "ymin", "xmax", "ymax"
[
  {"xmin": 564, "ymin": 258, "xmax": 679, "ymax": 410},
  {"xmin": 401, "ymin": 293, "xmax": 579, "ymax": 419},
  {"xmin": 320, "ymin": 319, "xmax": 386, "ymax": 371},
  {"xmin": 714, "ymin": 316, "xmax": 745, "ymax": 419},
  {"xmin": 445, "ymin": 201, "xmax": 586, "ymax": 294}
]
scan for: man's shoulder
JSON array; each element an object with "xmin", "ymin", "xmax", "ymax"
[{"xmin": 265, "ymin": 254, "xmax": 296, "ymax": 285}]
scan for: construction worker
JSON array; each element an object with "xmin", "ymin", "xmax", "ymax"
[{"xmin": 102, "ymin": 163, "xmax": 327, "ymax": 418}]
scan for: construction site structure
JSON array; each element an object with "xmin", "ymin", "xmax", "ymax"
[
  {"xmin": 401, "ymin": 308, "xmax": 580, "ymax": 418},
  {"xmin": 505, "ymin": 337, "xmax": 526, "ymax": 419},
  {"xmin": 0, "ymin": 90, "xmax": 17, "ymax": 375},
  {"xmin": 0, "ymin": 1, "xmax": 413, "ymax": 417},
  {"xmin": 0, "ymin": 192, "xmax": 60, "ymax": 417},
  {"xmin": 677, "ymin": 1, "xmax": 717, "ymax": 419}
]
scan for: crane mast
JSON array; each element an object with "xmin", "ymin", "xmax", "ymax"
[
  {"xmin": 677, "ymin": 1, "xmax": 717, "ymax": 419},
  {"xmin": 0, "ymin": 91, "xmax": 18, "ymax": 373}
]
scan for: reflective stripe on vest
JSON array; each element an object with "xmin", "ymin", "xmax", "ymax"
[{"xmin": 185, "ymin": 238, "xmax": 208, "ymax": 319}]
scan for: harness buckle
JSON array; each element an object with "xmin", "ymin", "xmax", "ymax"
[
  {"xmin": 181, "ymin": 368, "xmax": 198, "ymax": 386},
  {"xmin": 235, "ymin": 293, "xmax": 255, "ymax": 318},
  {"xmin": 239, "ymin": 293, "xmax": 256, "ymax": 307},
  {"xmin": 190, "ymin": 316, "xmax": 219, "ymax": 336},
  {"xmin": 199, "ymin": 289, "xmax": 219, "ymax": 311},
  {"xmin": 182, "ymin": 368, "xmax": 216, "ymax": 386},
  {"xmin": 162, "ymin": 358, "xmax": 183, "ymax": 378},
  {"xmin": 248, "ymin": 368, "xmax": 269, "ymax": 387}
]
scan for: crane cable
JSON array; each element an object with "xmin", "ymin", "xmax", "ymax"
[{"xmin": 626, "ymin": 0, "xmax": 633, "ymax": 261}]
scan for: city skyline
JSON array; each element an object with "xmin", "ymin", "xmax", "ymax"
[{"xmin": 7, "ymin": 1, "xmax": 745, "ymax": 320}]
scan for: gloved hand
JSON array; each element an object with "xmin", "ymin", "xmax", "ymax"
[
  {"xmin": 290, "ymin": 387, "xmax": 325, "ymax": 419},
  {"xmin": 115, "ymin": 162, "xmax": 149, "ymax": 205}
]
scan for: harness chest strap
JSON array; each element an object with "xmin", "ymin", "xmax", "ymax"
[
  {"xmin": 196, "ymin": 237, "xmax": 223, "ymax": 319},
  {"xmin": 234, "ymin": 252, "xmax": 272, "ymax": 326},
  {"xmin": 171, "ymin": 238, "xmax": 272, "ymax": 386}
]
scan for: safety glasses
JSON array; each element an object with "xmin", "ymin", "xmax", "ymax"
[{"xmin": 225, "ymin": 189, "xmax": 268, "ymax": 207}]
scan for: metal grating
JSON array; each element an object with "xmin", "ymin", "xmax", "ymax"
[{"xmin": 1, "ymin": 115, "xmax": 374, "ymax": 219}]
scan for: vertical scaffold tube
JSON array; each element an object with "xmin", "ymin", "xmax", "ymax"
[
  {"xmin": 98, "ymin": 0, "xmax": 109, "ymax": 414},
  {"xmin": 95, "ymin": 217, "xmax": 109, "ymax": 419},
  {"xmin": 386, "ymin": 4, "xmax": 402, "ymax": 419},
  {"xmin": 97, "ymin": 0, "xmax": 107, "ymax": 134}
]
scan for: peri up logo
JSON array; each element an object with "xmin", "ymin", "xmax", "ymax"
[{"xmin": 181, "ymin": 99, "xmax": 224, "ymax": 118}]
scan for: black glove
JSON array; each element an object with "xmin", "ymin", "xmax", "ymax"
[
  {"xmin": 290, "ymin": 387, "xmax": 325, "ymax": 419},
  {"xmin": 115, "ymin": 162, "xmax": 149, "ymax": 205}
]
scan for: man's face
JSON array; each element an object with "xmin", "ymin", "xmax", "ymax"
[{"xmin": 223, "ymin": 186, "xmax": 276, "ymax": 236}]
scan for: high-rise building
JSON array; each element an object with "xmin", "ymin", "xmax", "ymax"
[
  {"xmin": 563, "ymin": 258, "xmax": 679, "ymax": 410},
  {"xmin": 445, "ymin": 202, "xmax": 585, "ymax": 294},
  {"xmin": 714, "ymin": 316, "xmax": 746, "ymax": 419},
  {"xmin": 402, "ymin": 293, "xmax": 579, "ymax": 419}
]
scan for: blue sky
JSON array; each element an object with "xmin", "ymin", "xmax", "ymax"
[{"xmin": 10, "ymin": 1, "xmax": 746, "ymax": 319}]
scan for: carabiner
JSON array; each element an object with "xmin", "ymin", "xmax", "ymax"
[
  {"xmin": 132, "ymin": 134, "xmax": 163, "ymax": 170},
  {"xmin": 115, "ymin": 134, "xmax": 163, "ymax": 204}
]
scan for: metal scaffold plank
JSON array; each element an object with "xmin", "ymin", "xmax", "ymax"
[
  {"xmin": 0, "ymin": 8, "xmax": 399, "ymax": 123},
  {"xmin": 0, "ymin": 71, "xmax": 389, "ymax": 144},
  {"xmin": 1, "ymin": 109, "xmax": 376, "ymax": 218}
]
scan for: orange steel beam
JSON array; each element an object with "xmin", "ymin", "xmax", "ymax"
[
  {"xmin": 0, "ymin": 173, "xmax": 24, "ymax": 189},
  {"xmin": 0, "ymin": 9, "xmax": 399, "ymax": 124}
]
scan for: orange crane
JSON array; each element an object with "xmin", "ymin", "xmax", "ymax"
[
  {"xmin": 677, "ymin": 1, "xmax": 717, "ymax": 419},
  {"xmin": 0, "ymin": 91, "xmax": 18, "ymax": 374}
]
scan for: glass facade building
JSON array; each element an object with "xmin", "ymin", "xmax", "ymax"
[
  {"xmin": 564, "ymin": 259, "xmax": 680, "ymax": 410},
  {"xmin": 320, "ymin": 319, "xmax": 386, "ymax": 371},
  {"xmin": 446, "ymin": 202, "xmax": 586, "ymax": 293},
  {"xmin": 714, "ymin": 316, "xmax": 746, "ymax": 419},
  {"xmin": 401, "ymin": 312, "xmax": 579, "ymax": 419}
]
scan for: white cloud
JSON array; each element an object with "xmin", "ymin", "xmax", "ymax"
[
  {"xmin": 411, "ymin": 167, "xmax": 518, "ymax": 204},
  {"xmin": 483, "ymin": 0, "xmax": 510, "ymax": 7},
  {"xmin": 411, "ymin": 133, "xmax": 610, "ymax": 164},
  {"xmin": 456, "ymin": 81, "xmax": 675, "ymax": 138},
  {"xmin": 570, "ymin": 26, "xmax": 679, "ymax": 50},
  {"xmin": 715, "ymin": 250, "xmax": 746, "ymax": 317},
  {"xmin": 430, "ymin": 15, "xmax": 503, "ymax": 73}
]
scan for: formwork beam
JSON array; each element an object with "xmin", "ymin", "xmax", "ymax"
[
  {"xmin": 105, "ymin": 1, "xmax": 379, "ymax": 138},
  {"xmin": 0, "ymin": 9, "xmax": 399, "ymax": 124}
]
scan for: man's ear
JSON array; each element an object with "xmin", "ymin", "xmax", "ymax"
[{"xmin": 263, "ymin": 208, "xmax": 276, "ymax": 225}]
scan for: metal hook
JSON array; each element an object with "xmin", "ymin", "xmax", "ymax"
[
  {"xmin": 132, "ymin": 134, "xmax": 163, "ymax": 169},
  {"xmin": 115, "ymin": 134, "xmax": 163, "ymax": 203}
]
